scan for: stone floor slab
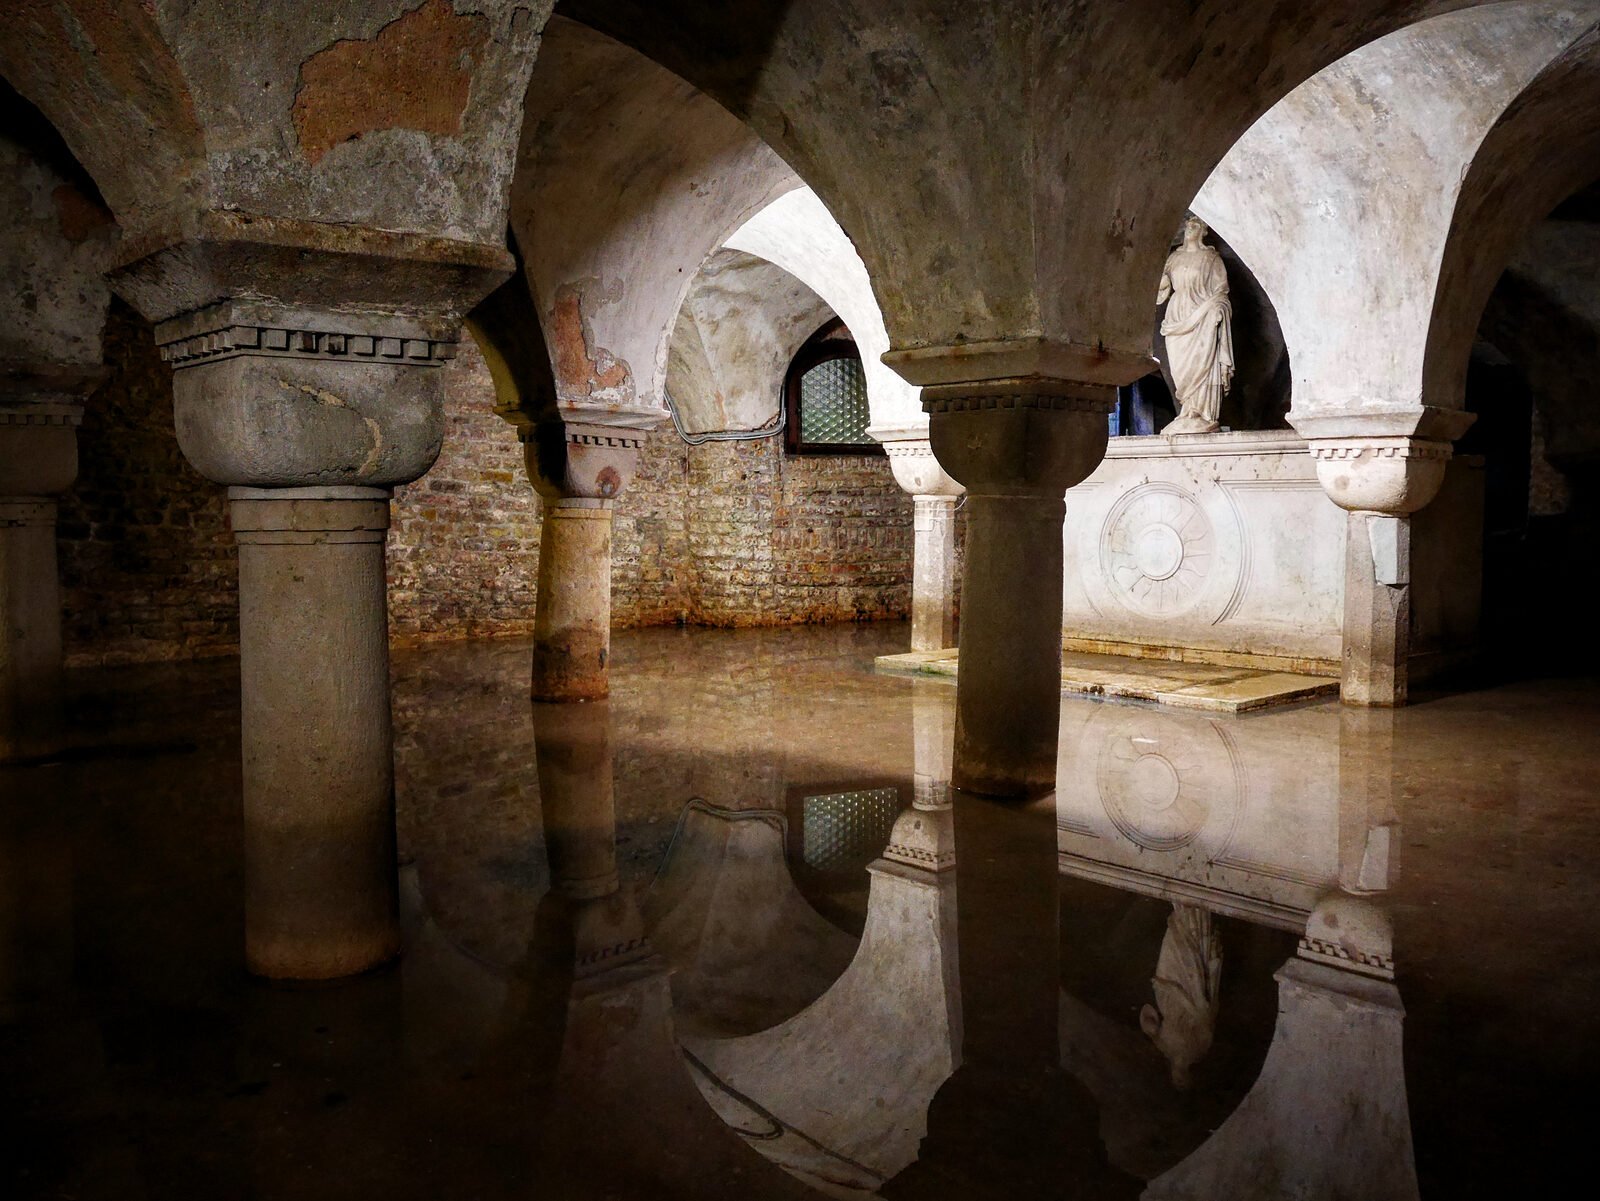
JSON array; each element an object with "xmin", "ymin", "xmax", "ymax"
[{"xmin": 874, "ymin": 647, "xmax": 1338, "ymax": 711}]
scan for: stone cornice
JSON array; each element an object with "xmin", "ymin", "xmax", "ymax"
[
  {"xmin": 921, "ymin": 376, "xmax": 1116, "ymax": 415},
  {"xmin": 110, "ymin": 212, "xmax": 515, "ymax": 326},
  {"xmin": 0, "ymin": 403, "xmax": 84, "ymax": 427},
  {"xmin": 884, "ymin": 336, "xmax": 1153, "ymax": 388},
  {"xmin": 1287, "ymin": 404, "xmax": 1476, "ymax": 442},
  {"xmin": 157, "ymin": 302, "xmax": 458, "ymax": 370}
]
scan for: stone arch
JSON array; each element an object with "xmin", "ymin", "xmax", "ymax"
[
  {"xmin": 664, "ymin": 248, "xmax": 836, "ymax": 438},
  {"xmin": 510, "ymin": 15, "xmax": 802, "ymax": 424},
  {"xmin": 559, "ymin": 1, "xmax": 1500, "ymax": 390},
  {"xmin": 1190, "ymin": 1, "xmax": 1599, "ymax": 428},
  {"xmin": 1424, "ymin": 24, "xmax": 1600, "ymax": 412}
]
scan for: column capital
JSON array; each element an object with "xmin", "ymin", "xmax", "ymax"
[
  {"xmin": 522, "ymin": 414, "xmax": 659, "ymax": 501},
  {"xmin": 874, "ymin": 432, "xmax": 965, "ymax": 498},
  {"xmin": 1289, "ymin": 403, "xmax": 1475, "ymax": 515},
  {"xmin": 1305, "ymin": 437, "xmax": 1453, "ymax": 515},
  {"xmin": 922, "ymin": 376, "xmax": 1114, "ymax": 497},
  {"xmin": 0, "ymin": 364, "xmax": 96, "ymax": 499}
]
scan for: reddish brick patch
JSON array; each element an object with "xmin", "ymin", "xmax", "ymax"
[{"xmin": 292, "ymin": 0, "xmax": 488, "ymax": 166}]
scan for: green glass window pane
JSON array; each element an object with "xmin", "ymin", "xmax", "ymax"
[
  {"xmin": 802, "ymin": 787, "xmax": 903, "ymax": 872},
  {"xmin": 799, "ymin": 356, "xmax": 871, "ymax": 445}
]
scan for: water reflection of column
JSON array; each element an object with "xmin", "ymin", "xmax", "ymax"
[
  {"xmin": 1338, "ymin": 707, "xmax": 1402, "ymax": 895},
  {"xmin": 533, "ymin": 700, "xmax": 649, "ymax": 975},
  {"xmin": 1146, "ymin": 891, "xmax": 1416, "ymax": 1201},
  {"xmin": 0, "ymin": 778, "xmax": 73, "ymax": 1022},
  {"xmin": 886, "ymin": 791, "xmax": 1136, "ymax": 1199},
  {"xmin": 911, "ymin": 678, "xmax": 956, "ymax": 813},
  {"xmin": 528, "ymin": 699, "xmax": 814, "ymax": 1198}
]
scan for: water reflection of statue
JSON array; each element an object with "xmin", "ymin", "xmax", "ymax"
[
  {"xmin": 1156, "ymin": 215, "xmax": 1234, "ymax": 435},
  {"xmin": 1139, "ymin": 904, "xmax": 1223, "ymax": 1089}
]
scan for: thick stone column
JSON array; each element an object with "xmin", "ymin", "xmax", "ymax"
[
  {"xmin": 1293, "ymin": 409, "xmax": 1473, "ymax": 707},
  {"xmin": 881, "ymin": 435, "xmax": 965, "ymax": 652},
  {"xmin": 229, "ymin": 486, "xmax": 398, "ymax": 978},
  {"xmin": 111, "ymin": 228, "xmax": 510, "ymax": 979},
  {"xmin": 922, "ymin": 383, "xmax": 1112, "ymax": 798},
  {"xmin": 523, "ymin": 420, "xmax": 647, "ymax": 702},
  {"xmin": 0, "ymin": 378, "xmax": 95, "ymax": 762}
]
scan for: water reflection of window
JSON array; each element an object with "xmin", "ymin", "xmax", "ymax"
[{"xmin": 802, "ymin": 788, "xmax": 902, "ymax": 872}]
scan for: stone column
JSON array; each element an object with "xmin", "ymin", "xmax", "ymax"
[
  {"xmin": 922, "ymin": 383, "xmax": 1112, "ymax": 798},
  {"xmin": 523, "ymin": 419, "xmax": 648, "ymax": 702},
  {"xmin": 881, "ymin": 435, "xmax": 965, "ymax": 652},
  {"xmin": 110, "ymin": 230, "xmax": 510, "ymax": 979},
  {"xmin": 0, "ymin": 375, "xmax": 96, "ymax": 762},
  {"xmin": 1292, "ymin": 409, "xmax": 1473, "ymax": 707},
  {"xmin": 229, "ymin": 485, "xmax": 399, "ymax": 978}
]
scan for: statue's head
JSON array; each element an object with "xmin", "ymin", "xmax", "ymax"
[{"xmin": 1181, "ymin": 213, "xmax": 1209, "ymax": 243}]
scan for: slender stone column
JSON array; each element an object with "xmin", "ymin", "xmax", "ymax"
[
  {"xmin": 523, "ymin": 419, "xmax": 649, "ymax": 702},
  {"xmin": 0, "ymin": 385, "xmax": 92, "ymax": 762},
  {"xmin": 1297, "ymin": 424, "xmax": 1467, "ymax": 707},
  {"xmin": 881, "ymin": 436, "xmax": 965, "ymax": 652},
  {"xmin": 1341, "ymin": 510, "xmax": 1414, "ymax": 706},
  {"xmin": 923, "ymin": 383, "xmax": 1112, "ymax": 797},
  {"xmin": 533, "ymin": 499, "xmax": 615, "ymax": 702},
  {"xmin": 912, "ymin": 495, "xmax": 960, "ymax": 651},
  {"xmin": 230, "ymin": 486, "xmax": 398, "ymax": 978}
]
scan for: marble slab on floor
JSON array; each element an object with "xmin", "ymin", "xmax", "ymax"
[{"xmin": 873, "ymin": 649, "xmax": 1338, "ymax": 713}]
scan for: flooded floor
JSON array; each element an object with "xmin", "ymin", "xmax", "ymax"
[{"xmin": 2, "ymin": 622, "xmax": 1597, "ymax": 1198}]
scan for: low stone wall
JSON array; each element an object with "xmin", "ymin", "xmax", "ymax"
[
  {"xmin": 1062, "ymin": 431, "xmax": 1482, "ymax": 674},
  {"xmin": 60, "ymin": 314, "xmax": 916, "ymax": 665}
]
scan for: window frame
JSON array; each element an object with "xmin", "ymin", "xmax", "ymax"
[{"xmin": 782, "ymin": 320, "xmax": 884, "ymax": 456}]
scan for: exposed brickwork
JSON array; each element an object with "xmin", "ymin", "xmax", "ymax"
[
  {"xmin": 58, "ymin": 300, "xmax": 237, "ymax": 667},
  {"xmin": 59, "ymin": 315, "xmax": 922, "ymax": 665},
  {"xmin": 388, "ymin": 339, "xmax": 541, "ymax": 642}
]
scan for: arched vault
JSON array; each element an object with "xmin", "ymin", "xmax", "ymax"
[
  {"xmin": 665, "ymin": 249, "xmax": 835, "ymax": 437},
  {"xmin": 1191, "ymin": 1, "xmax": 1600, "ymax": 430},
  {"xmin": 724, "ymin": 189, "xmax": 924, "ymax": 436},
  {"xmin": 560, "ymin": 0, "xmax": 1500, "ymax": 388},
  {"xmin": 511, "ymin": 15, "xmax": 799, "ymax": 423}
]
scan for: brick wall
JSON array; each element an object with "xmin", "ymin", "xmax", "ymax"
[
  {"xmin": 59, "ymin": 301, "xmax": 237, "ymax": 667},
  {"xmin": 59, "ymin": 312, "xmax": 921, "ymax": 665}
]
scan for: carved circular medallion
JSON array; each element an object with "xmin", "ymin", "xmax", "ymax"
[
  {"xmin": 1100, "ymin": 483, "xmax": 1214, "ymax": 616},
  {"xmin": 1093, "ymin": 713, "xmax": 1243, "ymax": 852}
]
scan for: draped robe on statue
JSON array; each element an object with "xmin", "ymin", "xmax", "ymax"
[{"xmin": 1158, "ymin": 244, "xmax": 1234, "ymax": 432}]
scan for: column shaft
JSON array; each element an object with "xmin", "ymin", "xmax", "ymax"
[
  {"xmin": 1342, "ymin": 512, "xmax": 1411, "ymax": 707},
  {"xmin": 230, "ymin": 486, "xmax": 398, "ymax": 979},
  {"xmin": 953, "ymin": 491, "xmax": 1066, "ymax": 797},
  {"xmin": 0, "ymin": 500, "xmax": 64, "ymax": 761},
  {"xmin": 532, "ymin": 499, "xmax": 614, "ymax": 702},
  {"xmin": 912, "ymin": 495, "xmax": 959, "ymax": 651}
]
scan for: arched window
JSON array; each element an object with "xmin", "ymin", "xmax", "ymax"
[{"xmin": 783, "ymin": 319, "xmax": 881, "ymax": 455}]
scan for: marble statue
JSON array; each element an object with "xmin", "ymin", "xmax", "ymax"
[
  {"xmin": 1157, "ymin": 215, "xmax": 1234, "ymax": 435},
  {"xmin": 1140, "ymin": 903, "xmax": 1224, "ymax": 1089}
]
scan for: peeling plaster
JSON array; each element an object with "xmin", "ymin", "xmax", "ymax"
[
  {"xmin": 548, "ymin": 282, "xmax": 635, "ymax": 405},
  {"xmin": 292, "ymin": 0, "xmax": 489, "ymax": 166}
]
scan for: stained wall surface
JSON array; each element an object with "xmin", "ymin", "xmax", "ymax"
[{"xmin": 57, "ymin": 313, "xmax": 915, "ymax": 664}]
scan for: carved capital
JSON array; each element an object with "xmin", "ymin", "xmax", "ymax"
[
  {"xmin": 157, "ymin": 301, "xmax": 456, "ymax": 489},
  {"xmin": 922, "ymin": 377, "xmax": 1114, "ymax": 496},
  {"xmin": 156, "ymin": 302, "xmax": 459, "ymax": 371},
  {"xmin": 1307, "ymin": 436, "xmax": 1452, "ymax": 515},
  {"xmin": 878, "ymin": 436, "xmax": 965, "ymax": 497},
  {"xmin": 1297, "ymin": 892, "xmax": 1395, "ymax": 980},
  {"xmin": 881, "ymin": 803, "xmax": 956, "ymax": 873},
  {"xmin": 523, "ymin": 417, "xmax": 652, "ymax": 501}
]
